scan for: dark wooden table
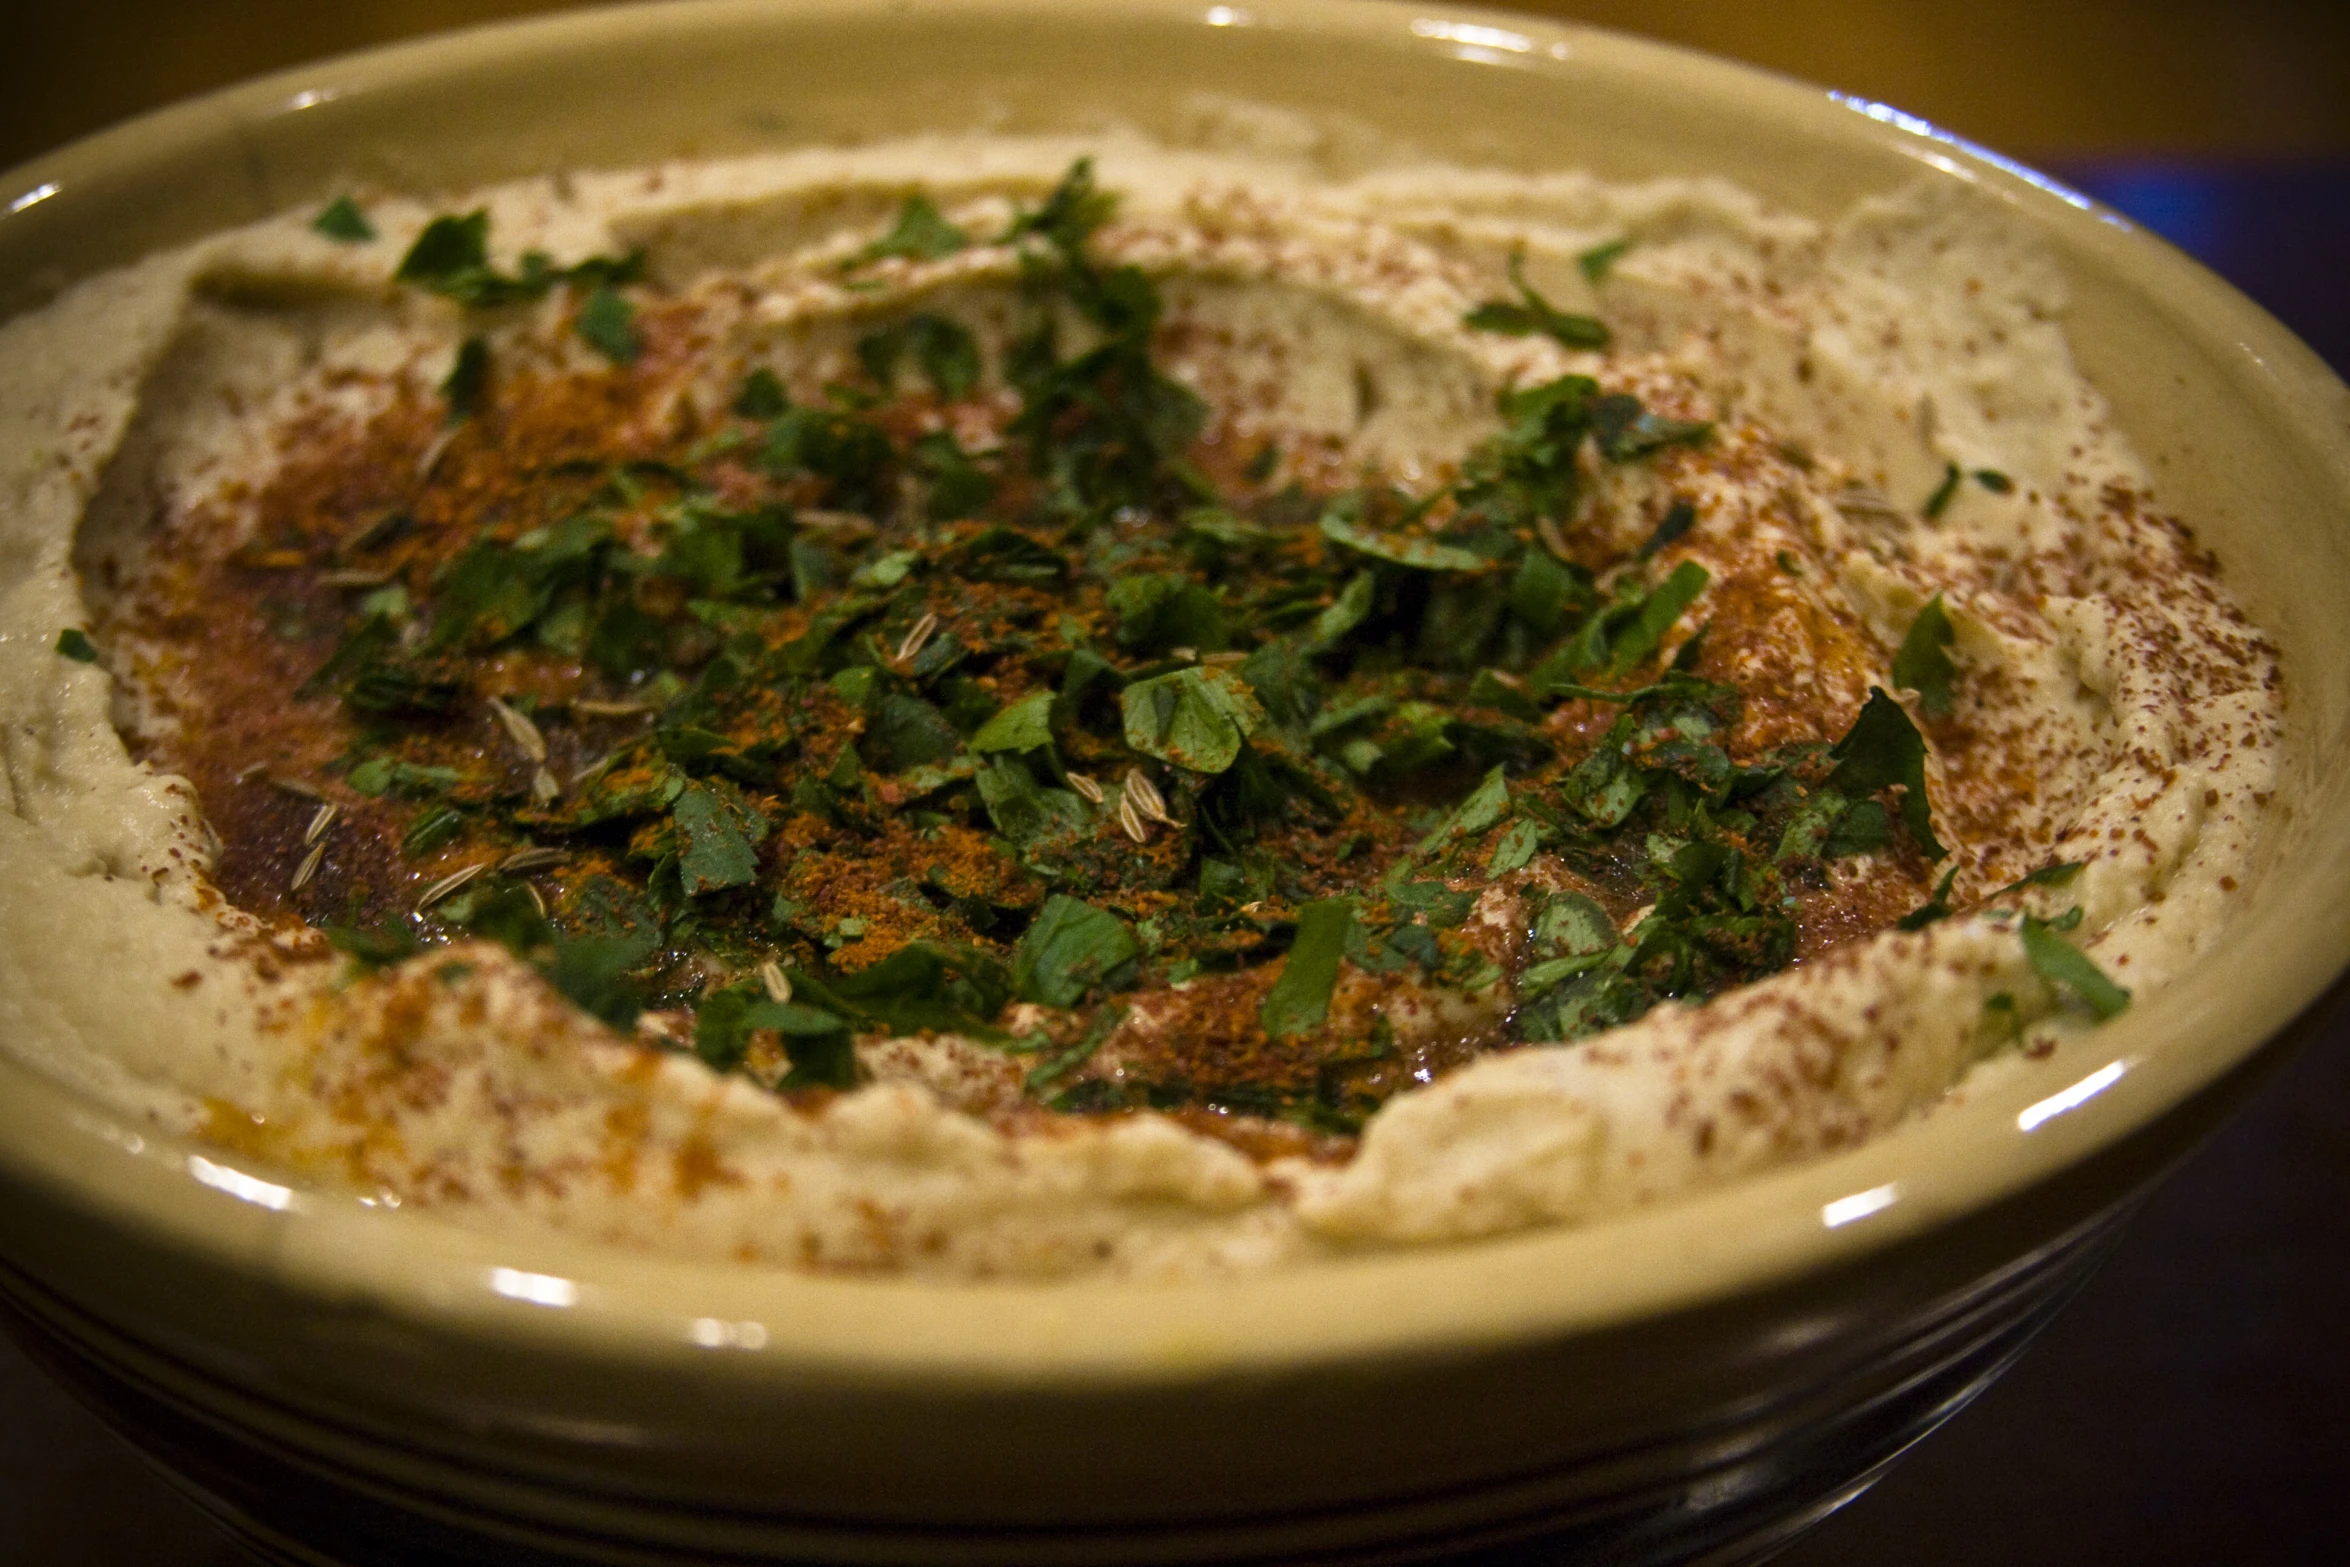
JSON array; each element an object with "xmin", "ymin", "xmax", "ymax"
[{"xmin": 4, "ymin": 160, "xmax": 2347, "ymax": 1567}]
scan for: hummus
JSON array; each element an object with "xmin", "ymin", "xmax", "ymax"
[{"xmin": 0, "ymin": 135, "xmax": 2279, "ymax": 1278}]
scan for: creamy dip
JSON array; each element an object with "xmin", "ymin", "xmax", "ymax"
[{"xmin": 0, "ymin": 135, "xmax": 2278, "ymax": 1278}]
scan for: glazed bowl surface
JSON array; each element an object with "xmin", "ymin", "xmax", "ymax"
[{"xmin": 3, "ymin": 3, "xmax": 2349, "ymax": 1564}]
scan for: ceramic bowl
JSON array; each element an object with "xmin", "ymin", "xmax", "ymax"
[{"xmin": 4, "ymin": 3, "xmax": 2348, "ymax": 1564}]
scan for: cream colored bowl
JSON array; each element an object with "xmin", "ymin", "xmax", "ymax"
[{"xmin": 4, "ymin": 3, "xmax": 2348, "ymax": 1563}]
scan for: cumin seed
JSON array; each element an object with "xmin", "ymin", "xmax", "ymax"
[
  {"xmin": 500, "ymin": 846, "xmax": 570, "ymax": 874},
  {"xmin": 1123, "ymin": 767, "xmax": 1176, "ymax": 825},
  {"xmin": 415, "ymin": 429, "xmax": 457, "ymax": 482},
  {"xmin": 1833, "ymin": 486, "xmax": 1907, "ymax": 525},
  {"xmin": 486, "ymin": 696, "xmax": 548, "ymax": 763},
  {"xmin": 415, "ymin": 861, "xmax": 489, "ymax": 911},
  {"xmin": 892, "ymin": 611, "xmax": 940, "ymax": 666},
  {"xmin": 302, "ymin": 801, "xmax": 339, "ymax": 845},
  {"xmin": 289, "ymin": 841, "xmax": 326, "ymax": 893}
]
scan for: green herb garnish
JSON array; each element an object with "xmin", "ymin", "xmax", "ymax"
[
  {"xmin": 440, "ymin": 335, "xmax": 490, "ymax": 422},
  {"xmin": 575, "ymin": 286, "xmax": 639, "ymax": 365},
  {"xmin": 1891, "ymin": 592, "xmax": 1957, "ymax": 719},
  {"xmin": 847, "ymin": 193, "xmax": 971, "ymax": 268},
  {"xmin": 1922, "ymin": 460, "xmax": 1962, "ymax": 520},
  {"xmin": 1577, "ymin": 237, "xmax": 1632, "ymax": 283},
  {"xmin": 1464, "ymin": 251, "xmax": 1611, "ymax": 350},
  {"xmin": 2020, "ymin": 913, "xmax": 2131, "ymax": 1019},
  {"xmin": 1824, "ymin": 687, "xmax": 1947, "ymax": 861},
  {"xmin": 210, "ymin": 156, "xmax": 2010, "ymax": 1133},
  {"xmin": 1015, "ymin": 896, "xmax": 1141, "ymax": 1009},
  {"xmin": 311, "ymin": 195, "xmax": 375, "ymax": 243},
  {"xmin": 1260, "ymin": 899, "xmax": 1357, "ymax": 1038}
]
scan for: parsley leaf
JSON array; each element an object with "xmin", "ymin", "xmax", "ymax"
[
  {"xmin": 1922, "ymin": 460, "xmax": 1962, "ymax": 520},
  {"xmin": 1260, "ymin": 898, "xmax": 1357, "ymax": 1038},
  {"xmin": 1108, "ymin": 573, "xmax": 1227, "ymax": 654},
  {"xmin": 1005, "ymin": 157, "xmax": 1119, "ymax": 256},
  {"xmin": 1014, "ymin": 895, "xmax": 1141, "ymax": 1009},
  {"xmin": 1824, "ymin": 687, "xmax": 1946, "ymax": 861},
  {"xmin": 858, "ymin": 312, "xmax": 982, "ymax": 400},
  {"xmin": 2020, "ymin": 913, "xmax": 2131, "ymax": 1019},
  {"xmin": 400, "ymin": 806, "xmax": 469, "ymax": 859},
  {"xmin": 1001, "ymin": 167, "xmax": 1206, "ymax": 522},
  {"xmin": 693, "ymin": 983, "xmax": 847, "ymax": 1073},
  {"xmin": 1592, "ymin": 393, "xmax": 1713, "ymax": 462},
  {"xmin": 1122, "ymin": 666, "xmax": 1265, "ymax": 775},
  {"xmin": 394, "ymin": 208, "xmax": 643, "ymax": 308},
  {"xmin": 672, "ymin": 777, "xmax": 768, "ymax": 894},
  {"xmin": 1311, "ymin": 569, "xmax": 1377, "ymax": 648},
  {"xmin": 1896, "ymin": 864, "xmax": 1960, "ymax": 931},
  {"xmin": 1462, "ymin": 251, "xmax": 1610, "ymax": 350},
  {"xmin": 1417, "ymin": 764, "xmax": 1510, "ymax": 854},
  {"xmin": 1606, "ymin": 559, "xmax": 1711, "ymax": 677},
  {"xmin": 1487, "ymin": 817, "xmax": 1543, "ymax": 874},
  {"xmin": 1996, "ymin": 860, "xmax": 2085, "ymax": 897},
  {"xmin": 441, "ymin": 336, "xmax": 490, "ymax": 423},
  {"xmin": 311, "ymin": 195, "xmax": 375, "ymax": 243},
  {"xmin": 575, "ymin": 285, "xmax": 639, "ymax": 365},
  {"xmin": 396, "ymin": 211, "xmax": 490, "ymax": 288},
  {"xmin": 541, "ymin": 930, "xmax": 656, "ymax": 1031},
  {"xmin": 849, "ymin": 193, "xmax": 970, "ymax": 267},
  {"xmin": 975, "ymin": 756, "xmax": 1092, "ymax": 845},
  {"xmin": 53, "ymin": 628, "xmax": 98, "ymax": 663},
  {"xmin": 1319, "ymin": 512, "xmax": 1488, "ymax": 572},
  {"xmin": 325, "ymin": 923, "xmax": 421, "ymax": 970},
  {"xmin": 1578, "ymin": 237, "xmax": 1631, "ymax": 283},
  {"xmin": 734, "ymin": 367, "xmax": 789, "ymax": 418},
  {"xmin": 1637, "ymin": 499, "xmax": 1696, "ymax": 559},
  {"xmin": 1891, "ymin": 592, "xmax": 1957, "ymax": 719},
  {"xmin": 969, "ymin": 690, "xmax": 1055, "ymax": 754}
]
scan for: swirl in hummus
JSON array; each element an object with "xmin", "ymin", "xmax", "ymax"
[{"xmin": 0, "ymin": 136, "xmax": 2278, "ymax": 1277}]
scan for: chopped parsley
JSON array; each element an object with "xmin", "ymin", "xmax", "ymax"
[
  {"xmin": 311, "ymin": 195, "xmax": 376, "ymax": 243},
  {"xmin": 1896, "ymin": 864, "xmax": 1960, "ymax": 930},
  {"xmin": 1824, "ymin": 687, "xmax": 1947, "ymax": 862},
  {"xmin": 1922, "ymin": 460, "xmax": 1962, "ymax": 520},
  {"xmin": 847, "ymin": 193, "xmax": 971, "ymax": 268},
  {"xmin": 1637, "ymin": 500, "xmax": 1696, "ymax": 559},
  {"xmin": 162, "ymin": 158, "xmax": 2017, "ymax": 1141},
  {"xmin": 1260, "ymin": 899, "xmax": 1357, "ymax": 1038},
  {"xmin": 440, "ymin": 336, "xmax": 490, "ymax": 422},
  {"xmin": 575, "ymin": 286, "xmax": 639, "ymax": 365},
  {"xmin": 54, "ymin": 628, "xmax": 99, "ymax": 663},
  {"xmin": 2020, "ymin": 912, "xmax": 2131, "ymax": 1019},
  {"xmin": 1891, "ymin": 592, "xmax": 1957, "ymax": 719},
  {"xmin": 1577, "ymin": 237, "xmax": 1632, "ymax": 284},
  {"xmin": 1996, "ymin": 860, "xmax": 2084, "ymax": 897},
  {"xmin": 1464, "ymin": 251, "xmax": 1611, "ymax": 350},
  {"xmin": 395, "ymin": 208, "xmax": 643, "ymax": 309}
]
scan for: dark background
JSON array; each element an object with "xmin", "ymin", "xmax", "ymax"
[{"xmin": 4, "ymin": 3, "xmax": 2348, "ymax": 1562}]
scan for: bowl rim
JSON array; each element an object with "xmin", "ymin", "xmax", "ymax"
[{"xmin": 4, "ymin": 0, "xmax": 2349, "ymax": 1389}]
